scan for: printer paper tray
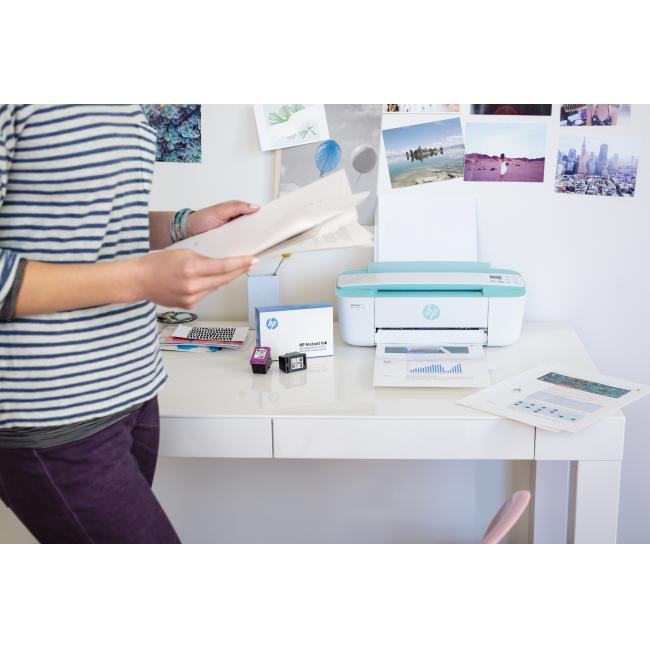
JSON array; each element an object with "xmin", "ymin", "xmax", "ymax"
[{"xmin": 375, "ymin": 329, "xmax": 487, "ymax": 346}]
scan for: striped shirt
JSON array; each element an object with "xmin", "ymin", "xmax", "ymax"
[{"xmin": 0, "ymin": 104, "xmax": 166, "ymax": 433}]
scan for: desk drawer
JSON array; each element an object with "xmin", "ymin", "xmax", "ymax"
[
  {"xmin": 159, "ymin": 417, "xmax": 272, "ymax": 458},
  {"xmin": 273, "ymin": 418, "xmax": 533, "ymax": 460}
]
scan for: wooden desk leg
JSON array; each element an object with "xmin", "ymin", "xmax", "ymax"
[{"xmin": 567, "ymin": 460, "xmax": 622, "ymax": 544}]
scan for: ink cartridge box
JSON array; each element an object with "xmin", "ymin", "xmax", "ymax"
[{"xmin": 255, "ymin": 303, "xmax": 333, "ymax": 360}]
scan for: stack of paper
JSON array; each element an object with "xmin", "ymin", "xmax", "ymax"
[
  {"xmin": 373, "ymin": 343, "xmax": 490, "ymax": 388},
  {"xmin": 170, "ymin": 171, "xmax": 372, "ymax": 259},
  {"xmin": 159, "ymin": 324, "xmax": 249, "ymax": 353}
]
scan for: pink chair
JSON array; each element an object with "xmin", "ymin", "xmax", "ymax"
[{"xmin": 480, "ymin": 490, "xmax": 532, "ymax": 544}]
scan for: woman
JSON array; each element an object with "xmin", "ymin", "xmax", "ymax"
[
  {"xmin": 499, "ymin": 153, "xmax": 509, "ymax": 182},
  {"xmin": 0, "ymin": 104, "xmax": 258, "ymax": 543},
  {"xmin": 586, "ymin": 104, "xmax": 618, "ymax": 126}
]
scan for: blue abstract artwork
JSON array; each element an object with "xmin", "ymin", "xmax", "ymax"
[{"xmin": 142, "ymin": 104, "xmax": 202, "ymax": 163}]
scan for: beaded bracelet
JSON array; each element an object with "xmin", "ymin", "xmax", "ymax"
[{"xmin": 169, "ymin": 208, "xmax": 194, "ymax": 243}]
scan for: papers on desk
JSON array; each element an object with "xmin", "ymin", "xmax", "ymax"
[
  {"xmin": 373, "ymin": 343, "xmax": 490, "ymax": 388},
  {"xmin": 458, "ymin": 365, "xmax": 650, "ymax": 433},
  {"xmin": 159, "ymin": 323, "xmax": 249, "ymax": 352},
  {"xmin": 169, "ymin": 171, "xmax": 372, "ymax": 259}
]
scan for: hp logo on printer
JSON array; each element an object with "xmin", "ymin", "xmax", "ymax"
[
  {"xmin": 422, "ymin": 304, "xmax": 440, "ymax": 321},
  {"xmin": 266, "ymin": 317, "xmax": 279, "ymax": 330}
]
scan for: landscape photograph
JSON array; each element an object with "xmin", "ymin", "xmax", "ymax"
[
  {"xmin": 382, "ymin": 118, "xmax": 465, "ymax": 188},
  {"xmin": 464, "ymin": 123, "xmax": 547, "ymax": 183}
]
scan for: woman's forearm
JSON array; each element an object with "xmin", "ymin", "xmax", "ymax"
[
  {"xmin": 15, "ymin": 259, "xmax": 141, "ymax": 317},
  {"xmin": 13, "ymin": 249, "xmax": 256, "ymax": 318},
  {"xmin": 149, "ymin": 211, "xmax": 174, "ymax": 250}
]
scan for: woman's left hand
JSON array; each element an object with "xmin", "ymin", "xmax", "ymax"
[{"xmin": 187, "ymin": 201, "xmax": 260, "ymax": 237}]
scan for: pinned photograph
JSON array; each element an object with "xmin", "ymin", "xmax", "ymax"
[
  {"xmin": 555, "ymin": 134, "xmax": 639, "ymax": 197},
  {"xmin": 560, "ymin": 104, "xmax": 631, "ymax": 127},
  {"xmin": 383, "ymin": 104, "xmax": 460, "ymax": 113},
  {"xmin": 464, "ymin": 123, "xmax": 546, "ymax": 183},
  {"xmin": 381, "ymin": 118, "xmax": 465, "ymax": 188},
  {"xmin": 142, "ymin": 104, "xmax": 202, "ymax": 163},
  {"xmin": 253, "ymin": 104, "xmax": 329, "ymax": 151},
  {"xmin": 470, "ymin": 104, "xmax": 552, "ymax": 116},
  {"xmin": 279, "ymin": 105, "xmax": 382, "ymax": 224}
]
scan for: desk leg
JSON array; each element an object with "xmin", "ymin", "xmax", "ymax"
[
  {"xmin": 530, "ymin": 461, "xmax": 571, "ymax": 544},
  {"xmin": 567, "ymin": 460, "xmax": 622, "ymax": 544}
]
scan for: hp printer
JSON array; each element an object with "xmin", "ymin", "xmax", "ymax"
[{"xmin": 336, "ymin": 261, "xmax": 525, "ymax": 348}]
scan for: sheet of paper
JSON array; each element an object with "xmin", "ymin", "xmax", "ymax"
[
  {"xmin": 170, "ymin": 171, "xmax": 367, "ymax": 259},
  {"xmin": 373, "ymin": 342, "xmax": 490, "ymax": 388},
  {"xmin": 254, "ymin": 104, "xmax": 329, "ymax": 151},
  {"xmin": 376, "ymin": 194, "xmax": 477, "ymax": 262},
  {"xmin": 458, "ymin": 365, "xmax": 650, "ymax": 433},
  {"xmin": 259, "ymin": 211, "xmax": 373, "ymax": 258}
]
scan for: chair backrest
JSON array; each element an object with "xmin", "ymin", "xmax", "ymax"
[{"xmin": 480, "ymin": 490, "xmax": 532, "ymax": 544}]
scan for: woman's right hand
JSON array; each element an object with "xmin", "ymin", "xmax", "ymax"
[{"xmin": 132, "ymin": 249, "xmax": 257, "ymax": 309}]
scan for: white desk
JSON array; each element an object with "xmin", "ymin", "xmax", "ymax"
[{"xmin": 158, "ymin": 322, "xmax": 624, "ymax": 543}]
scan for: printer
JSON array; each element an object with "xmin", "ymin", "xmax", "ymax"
[{"xmin": 336, "ymin": 261, "xmax": 525, "ymax": 348}]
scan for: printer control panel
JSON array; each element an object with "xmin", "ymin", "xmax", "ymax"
[
  {"xmin": 488, "ymin": 274, "xmax": 523, "ymax": 286},
  {"xmin": 339, "ymin": 271, "xmax": 524, "ymax": 289}
]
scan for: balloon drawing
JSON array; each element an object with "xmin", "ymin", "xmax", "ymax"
[
  {"xmin": 315, "ymin": 139, "xmax": 342, "ymax": 177},
  {"xmin": 350, "ymin": 144, "xmax": 378, "ymax": 186}
]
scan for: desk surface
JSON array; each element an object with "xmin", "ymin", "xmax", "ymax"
[
  {"xmin": 159, "ymin": 321, "xmax": 602, "ymax": 421},
  {"xmin": 157, "ymin": 322, "xmax": 625, "ymax": 543}
]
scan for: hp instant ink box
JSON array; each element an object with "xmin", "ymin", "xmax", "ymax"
[{"xmin": 255, "ymin": 303, "xmax": 333, "ymax": 359}]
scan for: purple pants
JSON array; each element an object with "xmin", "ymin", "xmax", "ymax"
[{"xmin": 0, "ymin": 398, "xmax": 180, "ymax": 544}]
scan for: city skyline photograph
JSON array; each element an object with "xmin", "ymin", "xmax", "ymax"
[{"xmin": 555, "ymin": 134, "xmax": 640, "ymax": 197}]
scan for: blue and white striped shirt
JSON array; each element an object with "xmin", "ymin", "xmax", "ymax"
[{"xmin": 0, "ymin": 104, "xmax": 166, "ymax": 431}]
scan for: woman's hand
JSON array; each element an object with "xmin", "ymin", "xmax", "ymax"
[
  {"xmin": 187, "ymin": 201, "xmax": 260, "ymax": 237},
  {"xmin": 133, "ymin": 249, "xmax": 257, "ymax": 309}
]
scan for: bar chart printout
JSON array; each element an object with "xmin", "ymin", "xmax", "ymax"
[
  {"xmin": 409, "ymin": 361, "xmax": 463, "ymax": 375},
  {"xmin": 373, "ymin": 343, "xmax": 490, "ymax": 387}
]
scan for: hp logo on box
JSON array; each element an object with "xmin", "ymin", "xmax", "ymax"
[
  {"xmin": 422, "ymin": 304, "xmax": 440, "ymax": 321},
  {"xmin": 266, "ymin": 317, "xmax": 279, "ymax": 330}
]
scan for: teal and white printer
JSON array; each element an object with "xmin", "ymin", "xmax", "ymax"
[{"xmin": 336, "ymin": 261, "xmax": 526, "ymax": 347}]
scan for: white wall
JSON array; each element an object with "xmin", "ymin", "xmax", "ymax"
[
  {"xmin": 4, "ymin": 104, "xmax": 644, "ymax": 543},
  {"xmin": 147, "ymin": 104, "xmax": 650, "ymax": 543}
]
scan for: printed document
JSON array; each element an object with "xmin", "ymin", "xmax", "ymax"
[
  {"xmin": 458, "ymin": 365, "xmax": 650, "ymax": 432},
  {"xmin": 170, "ymin": 171, "xmax": 370, "ymax": 259},
  {"xmin": 373, "ymin": 343, "xmax": 490, "ymax": 388},
  {"xmin": 261, "ymin": 211, "xmax": 373, "ymax": 257}
]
